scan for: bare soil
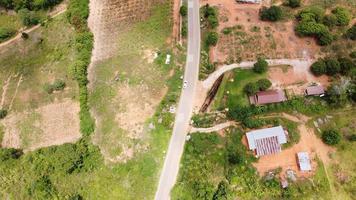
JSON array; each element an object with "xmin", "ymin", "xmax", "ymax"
[
  {"xmin": 247, "ymin": 113, "xmax": 335, "ymax": 179},
  {"xmin": 268, "ymin": 65, "xmax": 330, "ymax": 95},
  {"xmin": 1, "ymin": 99, "xmax": 81, "ymax": 151},
  {"xmin": 200, "ymin": 0, "xmax": 320, "ymax": 63}
]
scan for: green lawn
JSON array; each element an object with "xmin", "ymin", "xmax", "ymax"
[
  {"xmin": 0, "ymin": 13, "xmax": 22, "ymax": 31},
  {"xmin": 213, "ymin": 69, "xmax": 266, "ymax": 109}
]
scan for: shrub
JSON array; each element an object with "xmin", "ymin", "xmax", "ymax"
[
  {"xmin": 0, "ymin": 27, "xmax": 16, "ymax": 42},
  {"xmin": 257, "ymin": 78, "xmax": 272, "ymax": 91},
  {"xmin": 347, "ymin": 134, "xmax": 356, "ymax": 142},
  {"xmin": 203, "ymin": 4, "xmax": 217, "ymax": 18},
  {"xmin": 310, "ymin": 60, "xmax": 326, "ymax": 76},
  {"xmin": 18, "ymin": 8, "xmax": 40, "ymax": 26},
  {"xmin": 52, "ymin": 79, "xmax": 66, "ymax": 91},
  {"xmin": 338, "ymin": 57, "xmax": 355, "ymax": 75},
  {"xmin": 318, "ymin": 31, "xmax": 333, "ymax": 46},
  {"xmin": 181, "ymin": 23, "xmax": 187, "ymax": 37},
  {"xmin": 253, "ymin": 58, "xmax": 268, "ymax": 73},
  {"xmin": 0, "ymin": 148, "xmax": 22, "ymax": 161},
  {"xmin": 322, "ymin": 129, "xmax": 341, "ymax": 145},
  {"xmin": 222, "ymin": 27, "xmax": 232, "ymax": 35},
  {"xmin": 295, "ymin": 21, "xmax": 328, "ymax": 36},
  {"xmin": 179, "ymin": 4, "xmax": 187, "ymax": 17},
  {"xmin": 326, "ymin": 83, "xmax": 348, "ymax": 107},
  {"xmin": 21, "ymin": 32, "xmax": 29, "ymax": 39},
  {"xmin": 0, "ymin": 109, "xmax": 7, "ymax": 119},
  {"xmin": 244, "ymin": 82, "xmax": 259, "ymax": 95},
  {"xmin": 350, "ymin": 51, "xmax": 356, "ymax": 58},
  {"xmin": 323, "ymin": 15, "xmax": 337, "ymax": 27},
  {"xmin": 325, "ymin": 58, "xmax": 340, "ymax": 75},
  {"xmin": 345, "ymin": 25, "xmax": 356, "ymax": 40},
  {"xmin": 286, "ymin": 0, "xmax": 301, "ymax": 8},
  {"xmin": 206, "ymin": 31, "xmax": 218, "ymax": 46},
  {"xmin": 331, "ymin": 7, "xmax": 351, "ymax": 26},
  {"xmin": 207, "ymin": 15, "xmax": 219, "ymax": 29},
  {"xmin": 298, "ymin": 6, "xmax": 324, "ymax": 23},
  {"xmin": 260, "ymin": 6, "xmax": 283, "ymax": 22}
]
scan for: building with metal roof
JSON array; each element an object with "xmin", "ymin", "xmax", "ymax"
[
  {"xmin": 246, "ymin": 126, "xmax": 287, "ymax": 157},
  {"xmin": 297, "ymin": 152, "xmax": 312, "ymax": 171},
  {"xmin": 305, "ymin": 85, "xmax": 325, "ymax": 96},
  {"xmin": 236, "ymin": 0, "xmax": 261, "ymax": 3},
  {"xmin": 249, "ymin": 90, "xmax": 287, "ymax": 105}
]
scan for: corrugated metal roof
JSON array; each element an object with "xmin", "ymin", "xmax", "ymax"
[
  {"xmin": 251, "ymin": 90, "xmax": 287, "ymax": 105},
  {"xmin": 298, "ymin": 152, "xmax": 312, "ymax": 171},
  {"xmin": 246, "ymin": 126, "xmax": 287, "ymax": 150},
  {"xmin": 306, "ymin": 86, "xmax": 324, "ymax": 96},
  {"xmin": 255, "ymin": 136, "xmax": 281, "ymax": 156}
]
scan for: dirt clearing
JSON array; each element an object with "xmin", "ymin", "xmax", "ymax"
[
  {"xmin": 1, "ymin": 99, "xmax": 81, "ymax": 151},
  {"xmin": 201, "ymin": 0, "xmax": 320, "ymax": 63},
  {"xmin": 249, "ymin": 113, "xmax": 335, "ymax": 179}
]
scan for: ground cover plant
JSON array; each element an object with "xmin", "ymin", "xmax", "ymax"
[{"xmin": 172, "ymin": 129, "xmax": 332, "ymax": 199}]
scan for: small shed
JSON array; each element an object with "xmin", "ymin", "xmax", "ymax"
[
  {"xmin": 305, "ymin": 85, "xmax": 325, "ymax": 96},
  {"xmin": 297, "ymin": 152, "xmax": 312, "ymax": 171}
]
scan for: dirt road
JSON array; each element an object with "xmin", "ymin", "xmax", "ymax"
[
  {"xmin": 0, "ymin": 3, "xmax": 67, "ymax": 49},
  {"xmin": 202, "ymin": 58, "xmax": 315, "ymax": 89}
]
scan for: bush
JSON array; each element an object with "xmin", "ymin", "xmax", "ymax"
[
  {"xmin": 0, "ymin": 27, "xmax": 16, "ymax": 42},
  {"xmin": 295, "ymin": 21, "xmax": 328, "ymax": 36},
  {"xmin": 0, "ymin": 109, "xmax": 8, "ymax": 119},
  {"xmin": 18, "ymin": 8, "xmax": 40, "ymax": 26},
  {"xmin": 345, "ymin": 25, "xmax": 356, "ymax": 40},
  {"xmin": 298, "ymin": 6, "xmax": 324, "ymax": 23},
  {"xmin": 260, "ymin": 6, "xmax": 283, "ymax": 22},
  {"xmin": 325, "ymin": 58, "xmax": 340, "ymax": 76},
  {"xmin": 206, "ymin": 31, "xmax": 218, "ymax": 46},
  {"xmin": 0, "ymin": 148, "xmax": 23, "ymax": 161},
  {"xmin": 323, "ymin": 15, "xmax": 337, "ymax": 27},
  {"xmin": 326, "ymin": 83, "xmax": 348, "ymax": 107},
  {"xmin": 253, "ymin": 58, "xmax": 268, "ymax": 73},
  {"xmin": 350, "ymin": 51, "xmax": 356, "ymax": 58},
  {"xmin": 207, "ymin": 15, "xmax": 219, "ymax": 29},
  {"xmin": 338, "ymin": 57, "xmax": 355, "ymax": 75},
  {"xmin": 317, "ymin": 31, "xmax": 333, "ymax": 46},
  {"xmin": 347, "ymin": 134, "xmax": 356, "ymax": 142},
  {"xmin": 257, "ymin": 78, "xmax": 272, "ymax": 91},
  {"xmin": 332, "ymin": 7, "xmax": 351, "ymax": 26},
  {"xmin": 52, "ymin": 79, "xmax": 66, "ymax": 91},
  {"xmin": 310, "ymin": 60, "xmax": 326, "ymax": 76},
  {"xmin": 181, "ymin": 23, "xmax": 187, "ymax": 37},
  {"xmin": 222, "ymin": 27, "xmax": 232, "ymax": 35},
  {"xmin": 179, "ymin": 4, "xmax": 187, "ymax": 17},
  {"xmin": 244, "ymin": 82, "xmax": 259, "ymax": 95},
  {"xmin": 286, "ymin": 0, "xmax": 301, "ymax": 8},
  {"xmin": 322, "ymin": 129, "xmax": 341, "ymax": 145}
]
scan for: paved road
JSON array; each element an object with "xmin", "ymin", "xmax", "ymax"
[{"xmin": 154, "ymin": 0, "xmax": 200, "ymax": 199}]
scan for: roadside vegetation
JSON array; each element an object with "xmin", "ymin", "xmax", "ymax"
[{"xmin": 172, "ymin": 129, "xmax": 331, "ymax": 199}]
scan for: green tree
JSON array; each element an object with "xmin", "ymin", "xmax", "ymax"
[
  {"xmin": 260, "ymin": 6, "xmax": 283, "ymax": 22},
  {"xmin": 325, "ymin": 58, "xmax": 340, "ymax": 76},
  {"xmin": 322, "ymin": 129, "xmax": 341, "ymax": 145},
  {"xmin": 318, "ymin": 31, "xmax": 333, "ymax": 46},
  {"xmin": 244, "ymin": 82, "xmax": 259, "ymax": 95},
  {"xmin": 207, "ymin": 15, "xmax": 219, "ymax": 29},
  {"xmin": 332, "ymin": 7, "xmax": 351, "ymax": 26},
  {"xmin": 346, "ymin": 25, "xmax": 356, "ymax": 40},
  {"xmin": 338, "ymin": 57, "xmax": 355, "ymax": 76},
  {"xmin": 206, "ymin": 31, "xmax": 218, "ymax": 46},
  {"xmin": 327, "ymin": 83, "xmax": 348, "ymax": 107},
  {"xmin": 310, "ymin": 60, "xmax": 326, "ymax": 76},
  {"xmin": 257, "ymin": 78, "xmax": 272, "ymax": 91},
  {"xmin": 179, "ymin": 5, "xmax": 187, "ymax": 16},
  {"xmin": 253, "ymin": 58, "xmax": 268, "ymax": 73},
  {"xmin": 298, "ymin": 6, "xmax": 325, "ymax": 23},
  {"xmin": 286, "ymin": 0, "xmax": 301, "ymax": 8},
  {"xmin": 323, "ymin": 15, "xmax": 337, "ymax": 27},
  {"xmin": 18, "ymin": 8, "xmax": 40, "ymax": 26}
]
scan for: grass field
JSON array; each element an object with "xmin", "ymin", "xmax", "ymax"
[
  {"xmin": 315, "ymin": 109, "xmax": 356, "ymax": 199},
  {"xmin": 213, "ymin": 69, "xmax": 266, "ymax": 109}
]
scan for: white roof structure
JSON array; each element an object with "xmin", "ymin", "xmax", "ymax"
[
  {"xmin": 246, "ymin": 126, "xmax": 287, "ymax": 156},
  {"xmin": 298, "ymin": 152, "xmax": 312, "ymax": 171}
]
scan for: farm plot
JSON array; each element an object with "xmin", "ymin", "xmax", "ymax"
[
  {"xmin": 0, "ymin": 15, "xmax": 80, "ymax": 150},
  {"xmin": 201, "ymin": 0, "xmax": 319, "ymax": 63}
]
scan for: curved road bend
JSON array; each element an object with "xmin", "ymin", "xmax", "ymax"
[{"xmin": 155, "ymin": 0, "xmax": 201, "ymax": 199}]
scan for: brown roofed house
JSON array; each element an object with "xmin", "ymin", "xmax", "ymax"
[
  {"xmin": 305, "ymin": 85, "xmax": 325, "ymax": 96},
  {"xmin": 249, "ymin": 89, "xmax": 287, "ymax": 105}
]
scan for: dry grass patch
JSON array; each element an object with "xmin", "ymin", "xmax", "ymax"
[{"xmin": 1, "ymin": 99, "xmax": 81, "ymax": 151}]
